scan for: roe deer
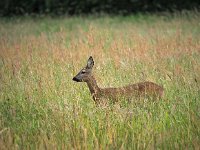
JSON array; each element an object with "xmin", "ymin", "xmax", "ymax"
[{"xmin": 73, "ymin": 56, "xmax": 164, "ymax": 106}]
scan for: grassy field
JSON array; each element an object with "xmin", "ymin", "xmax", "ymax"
[{"xmin": 0, "ymin": 12, "xmax": 200, "ymax": 149}]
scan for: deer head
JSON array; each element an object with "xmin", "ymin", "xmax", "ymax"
[{"xmin": 72, "ymin": 56, "xmax": 94, "ymax": 82}]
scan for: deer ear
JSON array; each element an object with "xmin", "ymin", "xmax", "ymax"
[{"xmin": 86, "ymin": 56, "xmax": 94, "ymax": 69}]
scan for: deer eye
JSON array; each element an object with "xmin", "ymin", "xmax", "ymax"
[{"xmin": 82, "ymin": 70, "xmax": 86, "ymax": 74}]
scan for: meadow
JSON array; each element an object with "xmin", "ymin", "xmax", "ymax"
[{"xmin": 0, "ymin": 12, "xmax": 200, "ymax": 149}]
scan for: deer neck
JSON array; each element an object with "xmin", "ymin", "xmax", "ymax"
[{"xmin": 86, "ymin": 75, "xmax": 100, "ymax": 96}]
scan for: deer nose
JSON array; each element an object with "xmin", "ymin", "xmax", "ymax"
[{"xmin": 73, "ymin": 77, "xmax": 79, "ymax": 82}]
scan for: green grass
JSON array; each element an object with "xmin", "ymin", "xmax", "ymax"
[{"xmin": 0, "ymin": 13, "xmax": 200, "ymax": 149}]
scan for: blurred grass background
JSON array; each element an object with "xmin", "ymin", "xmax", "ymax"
[{"xmin": 0, "ymin": 13, "xmax": 200, "ymax": 149}]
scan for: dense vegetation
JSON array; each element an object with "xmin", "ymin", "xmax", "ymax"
[
  {"xmin": 0, "ymin": 13, "xmax": 200, "ymax": 149},
  {"xmin": 1, "ymin": 0, "xmax": 200, "ymax": 16}
]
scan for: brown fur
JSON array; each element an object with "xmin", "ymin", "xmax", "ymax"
[{"xmin": 86, "ymin": 75, "xmax": 163, "ymax": 105}]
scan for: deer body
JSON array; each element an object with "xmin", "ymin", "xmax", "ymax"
[{"xmin": 73, "ymin": 56, "xmax": 164, "ymax": 106}]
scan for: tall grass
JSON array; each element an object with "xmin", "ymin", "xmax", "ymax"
[{"xmin": 0, "ymin": 13, "xmax": 200, "ymax": 149}]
